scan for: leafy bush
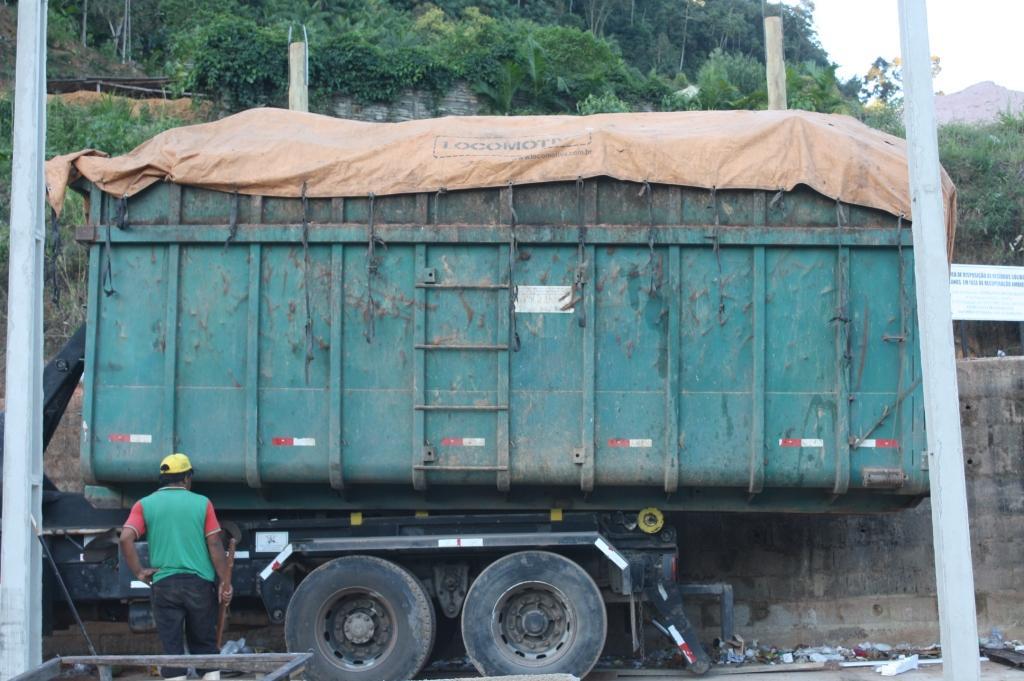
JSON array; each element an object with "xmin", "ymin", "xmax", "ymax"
[
  {"xmin": 577, "ymin": 92, "xmax": 632, "ymax": 115},
  {"xmin": 175, "ymin": 16, "xmax": 287, "ymax": 110}
]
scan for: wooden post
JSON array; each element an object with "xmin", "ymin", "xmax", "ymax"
[
  {"xmin": 764, "ymin": 16, "xmax": 787, "ymax": 110},
  {"xmin": 898, "ymin": 1, "xmax": 980, "ymax": 680},
  {"xmin": 289, "ymin": 41, "xmax": 308, "ymax": 113}
]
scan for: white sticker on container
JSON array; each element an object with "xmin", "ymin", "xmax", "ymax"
[
  {"xmin": 437, "ymin": 537, "xmax": 484, "ymax": 548},
  {"xmin": 441, "ymin": 437, "xmax": 486, "ymax": 447},
  {"xmin": 255, "ymin": 531, "xmax": 289, "ymax": 553},
  {"xmin": 515, "ymin": 285, "xmax": 574, "ymax": 314}
]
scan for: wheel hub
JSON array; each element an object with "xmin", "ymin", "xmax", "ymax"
[
  {"xmin": 342, "ymin": 611, "xmax": 376, "ymax": 644},
  {"xmin": 494, "ymin": 583, "xmax": 574, "ymax": 662},
  {"xmin": 321, "ymin": 592, "xmax": 395, "ymax": 669},
  {"xmin": 523, "ymin": 609, "xmax": 548, "ymax": 635}
]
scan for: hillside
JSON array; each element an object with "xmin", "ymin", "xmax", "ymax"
[{"xmin": 0, "ymin": 5, "xmax": 146, "ymax": 87}]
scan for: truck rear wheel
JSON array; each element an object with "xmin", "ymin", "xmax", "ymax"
[
  {"xmin": 461, "ymin": 551, "xmax": 606, "ymax": 677},
  {"xmin": 284, "ymin": 555, "xmax": 435, "ymax": 681}
]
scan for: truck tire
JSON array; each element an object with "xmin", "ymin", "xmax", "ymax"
[
  {"xmin": 461, "ymin": 551, "xmax": 606, "ymax": 677},
  {"xmin": 284, "ymin": 555, "xmax": 435, "ymax": 681}
]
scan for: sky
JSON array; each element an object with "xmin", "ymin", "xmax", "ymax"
[{"xmin": 797, "ymin": 0, "xmax": 1022, "ymax": 94}]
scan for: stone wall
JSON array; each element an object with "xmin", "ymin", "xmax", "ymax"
[
  {"xmin": 331, "ymin": 82, "xmax": 481, "ymax": 122},
  {"xmin": 677, "ymin": 357, "xmax": 1024, "ymax": 647}
]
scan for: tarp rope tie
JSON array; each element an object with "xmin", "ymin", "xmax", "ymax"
[
  {"xmin": 224, "ymin": 190, "xmax": 240, "ymax": 250},
  {"xmin": 706, "ymin": 186, "xmax": 725, "ymax": 325},
  {"xmin": 301, "ymin": 183, "xmax": 314, "ymax": 384},
  {"xmin": 640, "ymin": 180, "xmax": 661, "ymax": 295},
  {"xmin": 507, "ymin": 181, "xmax": 521, "ymax": 352},
  {"xmin": 48, "ymin": 207, "xmax": 61, "ymax": 305},
  {"xmin": 434, "ymin": 187, "xmax": 447, "ymax": 225},
  {"xmin": 572, "ymin": 177, "xmax": 587, "ymax": 328},
  {"xmin": 365, "ymin": 193, "xmax": 384, "ymax": 343}
]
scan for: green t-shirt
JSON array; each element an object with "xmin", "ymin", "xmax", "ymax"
[{"xmin": 126, "ymin": 487, "xmax": 220, "ymax": 583}]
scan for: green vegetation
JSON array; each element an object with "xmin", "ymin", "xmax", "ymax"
[
  {"xmin": 939, "ymin": 113, "xmax": 1024, "ymax": 264},
  {"xmin": 1, "ymin": 1, "xmax": 1021, "ymax": 276},
  {"xmin": 0, "ymin": 95, "xmax": 191, "ymax": 349}
]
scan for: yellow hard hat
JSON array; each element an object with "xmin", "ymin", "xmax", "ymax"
[{"xmin": 160, "ymin": 453, "xmax": 193, "ymax": 475}]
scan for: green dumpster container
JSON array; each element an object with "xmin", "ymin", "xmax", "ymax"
[{"xmin": 74, "ymin": 176, "xmax": 926, "ymax": 513}]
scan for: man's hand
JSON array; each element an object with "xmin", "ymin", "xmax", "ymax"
[
  {"xmin": 219, "ymin": 584, "xmax": 233, "ymax": 605},
  {"xmin": 135, "ymin": 567, "xmax": 157, "ymax": 585}
]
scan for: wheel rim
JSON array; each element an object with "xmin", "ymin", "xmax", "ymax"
[
  {"xmin": 316, "ymin": 587, "xmax": 398, "ymax": 670},
  {"xmin": 491, "ymin": 580, "xmax": 577, "ymax": 666}
]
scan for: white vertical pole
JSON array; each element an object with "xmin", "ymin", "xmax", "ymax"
[
  {"xmin": 0, "ymin": 0, "xmax": 47, "ymax": 677},
  {"xmin": 897, "ymin": 2, "xmax": 980, "ymax": 680},
  {"xmin": 764, "ymin": 15, "xmax": 787, "ymax": 110},
  {"xmin": 288, "ymin": 42, "xmax": 309, "ymax": 113}
]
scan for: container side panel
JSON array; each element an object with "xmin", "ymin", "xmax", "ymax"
[
  {"xmin": 180, "ymin": 187, "xmax": 234, "ymax": 225},
  {"xmin": 848, "ymin": 248, "xmax": 906, "ymax": 485},
  {"xmin": 593, "ymin": 246, "xmax": 666, "ymax": 486},
  {"xmin": 430, "ymin": 189, "xmax": 499, "ymax": 225},
  {"xmin": 91, "ymin": 245, "xmax": 169, "ymax": 481},
  {"xmin": 257, "ymin": 245, "xmax": 333, "ymax": 483},
  {"xmin": 509, "ymin": 245, "xmax": 581, "ymax": 486},
  {"xmin": 764, "ymin": 247, "xmax": 838, "ymax": 487},
  {"xmin": 341, "ymin": 245, "xmax": 415, "ymax": 483},
  {"xmin": 173, "ymin": 245, "xmax": 251, "ymax": 481},
  {"xmin": 344, "ymin": 195, "xmax": 419, "ymax": 224},
  {"xmin": 123, "ymin": 183, "xmax": 170, "ymax": 225},
  {"xmin": 678, "ymin": 247, "xmax": 754, "ymax": 487},
  {"xmin": 595, "ymin": 179, "xmax": 674, "ymax": 225},
  {"xmin": 262, "ymin": 197, "xmax": 331, "ymax": 224},
  {"xmin": 420, "ymin": 245, "xmax": 503, "ymax": 485}
]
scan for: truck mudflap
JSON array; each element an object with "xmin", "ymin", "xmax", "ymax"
[{"xmin": 647, "ymin": 581, "xmax": 713, "ymax": 675}]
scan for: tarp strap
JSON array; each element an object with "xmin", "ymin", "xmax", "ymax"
[
  {"xmin": 224, "ymin": 190, "xmax": 240, "ymax": 250},
  {"xmin": 301, "ymin": 183, "xmax": 314, "ymax": 384},
  {"xmin": 769, "ymin": 188, "xmax": 785, "ymax": 212},
  {"xmin": 116, "ymin": 196, "xmax": 129, "ymax": 231},
  {"xmin": 507, "ymin": 181, "xmax": 520, "ymax": 352},
  {"xmin": 893, "ymin": 213, "xmax": 908, "ymax": 452},
  {"xmin": 707, "ymin": 187, "xmax": 725, "ymax": 325},
  {"xmin": 573, "ymin": 177, "xmax": 587, "ymax": 328},
  {"xmin": 102, "ymin": 222, "xmax": 116, "ymax": 297},
  {"xmin": 640, "ymin": 180, "xmax": 661, "ymax": 295},
  {"xmin": 434, "ymin": 187, "xmax": 447, "ymax": 225},
  {"xmin": 365, "ymin": 193, "xmax": 384, "ymax": 343},
  {"xmin": 48, "ymin": 207, "xmax": 61, "ymax": 305}
]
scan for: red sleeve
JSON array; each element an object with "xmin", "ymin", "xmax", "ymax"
[
  {"xmin": 204, "ymin": 501, "xmax": 221, "ymax": 536},
  {"xmin": 123, "ymin": 501, "xmax": 146, "ymax": 538}
]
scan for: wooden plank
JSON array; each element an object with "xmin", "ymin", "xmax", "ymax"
[
  {"xmin": 260, "ymin": 652, "xmax": 312, "ymax": 681},
  {"xmin": 59, "ymin": 654, "xmax": 302, "ymax": 673}
]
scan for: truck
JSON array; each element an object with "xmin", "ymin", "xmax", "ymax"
[{"xmin": 24, "ymin": 108, "xmax": 951, "ymax": 680}]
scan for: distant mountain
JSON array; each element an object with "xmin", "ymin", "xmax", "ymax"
[{"xmin": 935, "ymin": 81, "xmax": 1024, "ymax": 125}]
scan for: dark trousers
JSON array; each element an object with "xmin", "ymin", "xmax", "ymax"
[{"xmin": 152, "ymin": 573, "xmax": 219, "ymax": 677}]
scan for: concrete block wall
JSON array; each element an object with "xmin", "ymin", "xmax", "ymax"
[
  {"xmin": 677, "ymin": 357, "xmax": 1024, "ymax": 647},
  {"xmin": 331, "ymin": 82, "xmax": 481, "ymax": 122}
]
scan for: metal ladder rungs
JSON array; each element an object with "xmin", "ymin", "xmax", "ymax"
[
  {"xmin": 415, "ymin": 343, "xmax": 509, "ymax": 350},
  {"xmin": 413, "ymin": 464, "xmax": 510, "ymax": 472},
  {"xmin": 415, "ymin": 283, "xmax": 509, "ymax": 290},
  {"xmin": 414, "ymin": 404, "xmax": 508, "ymax": 412}
]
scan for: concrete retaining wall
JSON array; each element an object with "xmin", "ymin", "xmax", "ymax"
[{"xmin": 678, "ymin": 357, "xmax": 1024, "ymax": 646}]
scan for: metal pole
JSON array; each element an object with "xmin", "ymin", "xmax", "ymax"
[
  {"xmin": 897, "ymin": 2, "xmax": 980, "ymax": 680},
  {"xmin": 0, "ymin": 0, "xmax": 47, "ymax": 677}
]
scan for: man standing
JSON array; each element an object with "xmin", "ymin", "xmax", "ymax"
[{"xmin": 120, "ymin": 453, "xmax": 233, "ymax": 678}]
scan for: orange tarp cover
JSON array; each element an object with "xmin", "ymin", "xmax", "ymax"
[{"xmin": 46, "ymin": 107, "xmax": 955, "ymax": 245}]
